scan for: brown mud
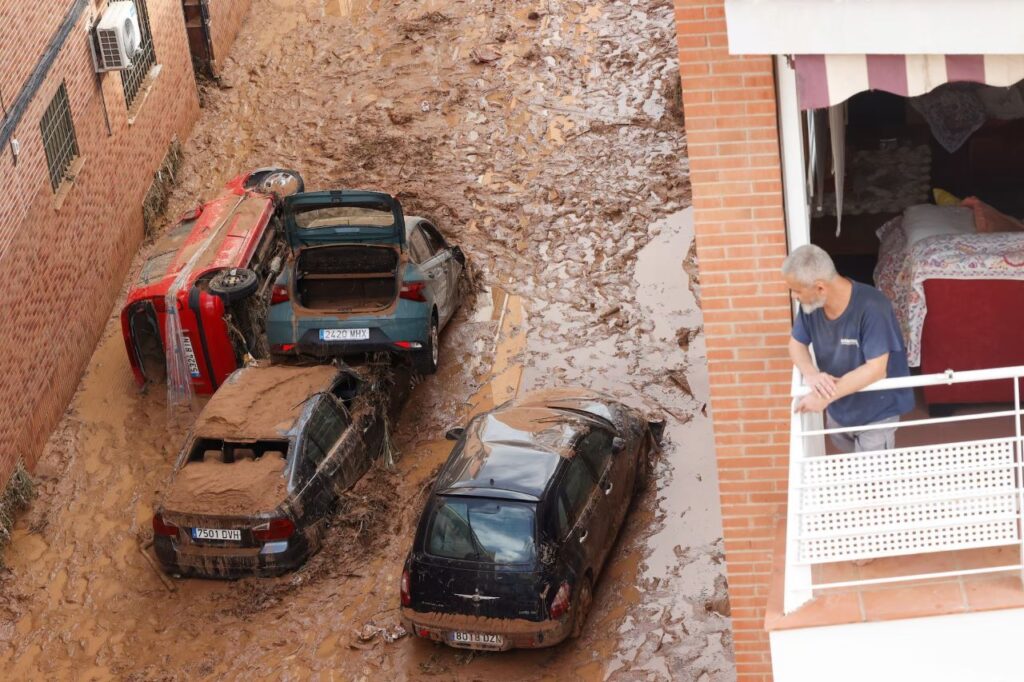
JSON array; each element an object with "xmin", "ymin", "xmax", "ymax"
[
  {"xmin": 0, "ymin": 0, "xmax": 732, "ymax": 680},
  {"xmin": 164, "ymin": 454, "xmax": 288, "ymax": 517},
  {"xmin": 192, "ymin": 363, "xmax": 338, "ymax": 439}
]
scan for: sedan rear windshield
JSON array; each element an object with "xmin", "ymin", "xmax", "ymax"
[
  {"xmin": 426, "ymin": 498, "xmax": 536, "ymax": 564},
  {"xmin": 293, "ymin": 205, "xmax": 395, "ymax": 229}
]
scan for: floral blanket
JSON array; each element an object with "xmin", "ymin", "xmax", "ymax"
[{"xmin": 873, "ymin": 217, "xmax": 1024, "ymax": 366}]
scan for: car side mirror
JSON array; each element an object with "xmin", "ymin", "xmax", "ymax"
[
  {"xmin": 612, "ymin": 437, "xmax": 626, "ymax": 454},
  {"xmin": 445, "ymin": 427, "xmax": 465, "ymax": 441},
  {"xmin": 450, "ymin": 246, "xmax": 466, "ymax": 266}
]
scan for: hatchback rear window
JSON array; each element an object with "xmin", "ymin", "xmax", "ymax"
[
  {"xmin": 427, "ymin": 498, "xmax": 536, "ymax": 564},
  {"xmin": 293, "ymin": 205, "xmax": 395, "ymax": 229}
]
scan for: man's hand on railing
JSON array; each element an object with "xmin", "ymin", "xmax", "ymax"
[
  {"xmin": 805, "ymin": 371, "xmax": 838, "ymax": 399},
  {"xmin": 794, "ymin": 392, "xmax": 830, "ymax": 414}
]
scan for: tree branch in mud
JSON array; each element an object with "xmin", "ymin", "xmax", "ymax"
[{"xmin": 0, "ymin": 464, "xmax": 35, "ymax": 564}]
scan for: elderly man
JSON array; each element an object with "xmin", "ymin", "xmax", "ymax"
[{"xmin": 783, "ymin": 244, "xmax": 914, "ymax": 452}]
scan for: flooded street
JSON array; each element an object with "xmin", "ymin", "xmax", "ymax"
[{"xmin": 0, "ymin": 0, "xmax": 731, "ymax": 679}]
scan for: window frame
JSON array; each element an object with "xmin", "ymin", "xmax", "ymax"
[
  {"xmin": 301, "ymin": 397, "xmax": 348, "ymax": 471},
  {"xmin": 121, "ymin": 0, "xmax": 158, "ymax": 110},
  {"xmin": 556, "ymin": 456, "xmax": 598, "ymax": 539},
  {"xmin": 408, "ymin": 226, "xmax": 433, "ymax": 264},
  {"xmin": 577, "ymin": 429, "xmax": 614, "ymax": 480},
  {"xmin": 420, "ymin": 222, "xmax": 447, "ymax": 254},
  {"xmin": 39, "ymin": 81, "xmax": 79, "ymax": 192}
]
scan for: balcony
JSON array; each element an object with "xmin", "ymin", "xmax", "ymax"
[{"xmin": 767, "ymin": 365, "xmax": 1024, "ymax": 681}]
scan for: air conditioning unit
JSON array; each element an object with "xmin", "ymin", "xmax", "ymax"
[{"xmin": 90, "ymin": 1, "xmax": 141, "ymax": 72}]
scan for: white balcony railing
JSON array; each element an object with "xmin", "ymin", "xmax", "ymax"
[{"xmin": 784, "ymin": 365, "xmax": 1024, "ymax": 613}]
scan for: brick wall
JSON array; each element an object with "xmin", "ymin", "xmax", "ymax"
[
  {"xmin": 672, "ymin": 1, "xmax": 792, "ymax": 679},
  {"xmin": 0, "ymin": 0, "xmax": 200, "ymax": 483},
  {"xmin": 207, "ymin": 0, "xmax": 253, "ymax": 75}
]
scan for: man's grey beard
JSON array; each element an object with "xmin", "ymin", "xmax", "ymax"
[{"xmin": 801, "ymin": 298, "xmax": 825, "ymax": 315}]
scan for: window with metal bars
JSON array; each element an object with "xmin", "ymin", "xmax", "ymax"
[
  {"xmin": 121, "ymin": 0, "xmax": 157, "ymax": 109},
  {"xmin": 40, "ymin": 81, "xmax": 79, "ymax": 192}
]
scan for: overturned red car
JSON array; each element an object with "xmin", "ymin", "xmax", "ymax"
[{"xmin": 120, "ymin": 168, "xmax": 303, "ymax": 394}]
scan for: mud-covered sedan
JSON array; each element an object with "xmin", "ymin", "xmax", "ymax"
[
  {"xmin": 152, "ymin": 362, "xmax": 403, "ymax": 578},
  {"xmin": 400, "ymin": 388, "xmax": 662, "ymax": 650},
  {"xmin": 265, "ymin": 191, "xmax": 465, "ymax": 374}
]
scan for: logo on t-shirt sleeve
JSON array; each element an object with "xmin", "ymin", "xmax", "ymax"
[{"xmin": 840, "ymin": 338, "xmax": 860, "ymax": 347}]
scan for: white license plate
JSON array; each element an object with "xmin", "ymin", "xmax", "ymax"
[
  {"xmin": 448, "ymin": 631, "xmax": 504, "ymax": 650},
  {"xmin": 192, "ymin": 527, "xmax": 241, "ymax": 541},
  {"xmin": 320, "ymin": 328, "xmax": 370, "ymax": 341},
  {"xmin": 181, "ymin": 336, "xmax": 201, "ymax": 378}
]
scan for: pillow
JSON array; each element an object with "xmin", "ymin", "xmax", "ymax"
[
  {"xmin": 901, "ymin": 204, "xmax": 976, "ymax": 247},
  {"xmin": 960, "ymin": 196, "xmax": 1024, "ymax": 233},
  {"xmin": 932, "ymin": 188, "xmax": 961, "ymax": 206}
]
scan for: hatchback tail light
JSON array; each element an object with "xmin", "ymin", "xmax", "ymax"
[
  {"xmin": 152, "ymin": 513, "xmax": 179, "ymax": 537},
  {"xmin": 399, "ymin": 282, "xmax": 427, "ymax": 302},
  {"xmin": 549, "ymin": 581, "xmax": 572, "ymax": 619},
  {"xmin": 252, "ymin": 518, "xmax": 295, "ymax": 542},
  {"xmin": 401, "ymin": 568, "xmax": 412, "ymax": 607},
  {"xmin": 270, "ymin": 284, "xmax": 290, "ymax": 304}
]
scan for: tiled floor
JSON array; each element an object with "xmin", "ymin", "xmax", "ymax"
[{"xmin": 769, "ymin": 542, "xmax": 1024, "ymax": 631}]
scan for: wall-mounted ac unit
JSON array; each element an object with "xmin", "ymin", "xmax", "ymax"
[{"xmin": 90, "ymin": 1, "xmax": 141, "ymax": 73}]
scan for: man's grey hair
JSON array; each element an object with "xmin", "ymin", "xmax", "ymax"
[{"xmin": 781, "ymin": 244, "xmax": 838, "ymax": 286}]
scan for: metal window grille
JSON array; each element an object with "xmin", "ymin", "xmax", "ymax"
[
  {"xmin": 121, "ymin": 0, "xmax": 157, "ymax": 109},
  {"xmin": 39, "ymin": 82, "xmax": 79, "ymax": 192}
]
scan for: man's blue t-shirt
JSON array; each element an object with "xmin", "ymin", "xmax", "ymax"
[{"xmin": 792, "ymin": 281, "xmax": 914, "ymax": 426}]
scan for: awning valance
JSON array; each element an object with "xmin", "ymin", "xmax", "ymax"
[{"xmin": 794, "ymin": 55, "xmax": 1024, "ymax": 110}]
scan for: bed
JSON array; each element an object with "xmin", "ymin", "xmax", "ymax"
[{"xmin": 873, "ymin": 204, "xmax": 1024, "ymax": 409}]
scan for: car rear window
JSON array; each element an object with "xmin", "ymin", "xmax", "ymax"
[
  {"xmin": 293, "ymin": 205, "xmax": 395, "ymax": 229},
  {"xmin": 426, "ymin": 498, "xmax": 537, "ymax": 564}
]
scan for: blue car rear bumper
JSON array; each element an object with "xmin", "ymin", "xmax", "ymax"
[{"xmin": 266, "ymin": 300, "xmax": 430, "ymax": 357}]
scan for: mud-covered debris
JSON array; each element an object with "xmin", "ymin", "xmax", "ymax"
[
  {"xmin": 470, "ymin": 46, "xmax": 502, "ymax": 64},
  {"xmin": 387, "ymin": 109, "xmax": 415, "ymax": 126},
  {"xmin": 400, "ymin": 11, "xmax": 454, "ymax": 38},
  {"xmin": 684, "ymin": 238, "xmax": 701, "ymax": 300},
  {"xmin": 352, "ymin": 622, "xmax": 408, "ymax": 647},
  {"xmin": 527, "ymin": 11, "xmax": 542, "ymax": 21},
  {"xmin": 676, "ymin": 326, "xmax": 700, "ymax": 351},
  {"xmin": 0, "ymin": 463, "xmax": 35, "ymax": 555},
  {"xmin": 669, "ymin": 371, "xmax": 693, "ymax": 398},
  {"xmin": 705, "ymin": 575, "xmax": 732, "ymax": 617},
  {"xmin": 383, "ymin": 624, "xmax": 408, "ymax": 643},
  {"xmin": 598, "ymin": 304, "xmax": 622, "ymax": 321}
]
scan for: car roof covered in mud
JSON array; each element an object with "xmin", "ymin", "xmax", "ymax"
[
  {"xmin": 435, "ymin": 394, "xmax": 617, "ymax": 500},
  {"xmin": 192, "ymin": 364, "xmax": 340, "ymax": 441}
]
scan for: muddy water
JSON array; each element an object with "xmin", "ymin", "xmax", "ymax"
[{"xmin": 1, "ymin": 0, "xmax": 732, "ymax": 679}]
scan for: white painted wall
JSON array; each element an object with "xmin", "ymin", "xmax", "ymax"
[
  {"xmin": 771, "ymin": 607, "xmax": 1024, "ymax": 682},
  {"xmin": 725, "ymin": 0, "xmax": 1024, "ymax": 55}
]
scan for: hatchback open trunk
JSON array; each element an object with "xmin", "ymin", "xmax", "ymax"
[{"xmin": 296, "ymin": 244, "xmax": 400, "ymax": 311}]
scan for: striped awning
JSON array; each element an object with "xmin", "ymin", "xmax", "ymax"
[{"xmin": 794, "ymin": 55, "xmax": 1024, "ymax": 110}]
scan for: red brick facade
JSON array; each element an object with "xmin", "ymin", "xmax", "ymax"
[
  {"xmin": 673, "ymin": 1, "xmax": 792, "ymax": 679},
  {"xmin": 0, "ymin": 1, "xmax": 201, "ymax": 482},
  {"xmin": 207, "ymin": 0, "xmax": 253, "ymax": 75}
]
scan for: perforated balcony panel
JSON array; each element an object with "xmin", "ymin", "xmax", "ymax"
[{"xmin": 796, "ymin": 438, "xmax": 1020, "ymax": 564}]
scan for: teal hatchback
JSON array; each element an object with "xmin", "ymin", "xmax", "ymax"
[{"xmin": 265, "ymin": 190, "xmax": 466, "ymax": 374}]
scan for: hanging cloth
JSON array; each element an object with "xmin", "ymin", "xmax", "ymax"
[{"xmin": 829, "ymin": 104, "xmax": 846, "ymax": 237}]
